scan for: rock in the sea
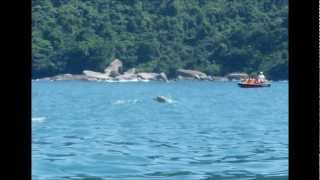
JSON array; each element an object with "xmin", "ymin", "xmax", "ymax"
[
  {"xmin": 66, "ymin": 74, "xmax": 89, "ymax": 80},
  {"xmin": 159, "ymin": 72, "xmax": 168, "ymax": 82},
  {"xmin": 226, "ymin": 72, "xmax": 249, "ymax": 81},
  {"xmin": 137, "ymin": 72, "xmax": 160, "ymax": 80},
  {"xmin": 176, "ymin": 69, "xmax": 208, "ymax": 80},
  {"xmin": 124, "ymin": 68, "xmax": 136, "ymax": 75},
  {"xmin": 114, "ymin": 73, "xmax": 138, "ymax": 81},
  {"xmin": 104, "ymin": 59, "xmax": 123, "ymax": 77},
  {"xmin": 83, "ymin": 70, "xmax": 111, "ymax": 80},
  {"xmin": 40, "ymin": 74, "xmax": 89, "ymax": 81},
  {"xmin": 176, "ymin": 75, "xmax": 184, "ymax": 80},
  {"xmin": 114, "ymin": 68, "xmax": 139, "ymax": 81},
  {"xmin": 137, "ymin": 72, "xmax": 169, "ymax": 81},
  {"xmin": 39, "ymin": 77, "xmax": 52, "ymax": 81}
]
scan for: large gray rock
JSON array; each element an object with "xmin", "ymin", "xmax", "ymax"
[
  {"xmin": 104, "ymin": 59, "xmax": 123, "ymax": 77},
  {"xmin": 124, "ymin": 68, "xmax": 136, "ymax": 75},
  {"xmin": 40, "ymin": 74, "xmax": 90, "ymax": 81},
  {"xmin": 137, "ymin": 72, "xmax": 160, "ymax": 80},
  {"xmin": 226, "ymin": 72, "xmax": 249, "ymax": 81},
  {"xmin": 83, "ymin": 70, "xmax": 111, "ymax": 80},
  {"xmin": 176, "ymin": 69, "xmax": 208, "ymax": 80},
  {"xmin": 159, "ymin": 72, "xmax": 168, "ymax": 82},
  {"xmin": 38, "ymin": 77, "xmax": 52, "ymax": 81},
  {"xmin": 176, "ymin": 75, "xmax": 194, "ymax": 80},
  {"xmin": 114, "ymin": 73, "xmax": 138, "ymax": 81},
  {"xmin": 136, "ymin": 72, "xmax": 168, "ymax": 81},
  {"xmin": 113, "ymin": 68, "xmax": 139, "ymax": 80},
  {"xmin": 176, "ymin": 75, "xmax": 183, "ymax": 80},
  {"xmin": 61, "ymin": 74, "xmax": 89, "ymax": 81}
]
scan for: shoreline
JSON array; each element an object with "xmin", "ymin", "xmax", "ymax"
[
  {"xmin": 31, "ymin": 77, "xmax": 288, "ymax": 82},
  {"xmin": 32, "ymin": 59, "xmax": 286, "ymax": 82}
]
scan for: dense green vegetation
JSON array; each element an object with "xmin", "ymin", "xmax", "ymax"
[{"xmin": 32, "ymin": 0, "xmax": 288, "ymax": 80}]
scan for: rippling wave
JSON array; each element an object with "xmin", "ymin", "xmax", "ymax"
[{"xmin": 112, "ymin": 99, "xmax": 141, "ymax": 105}]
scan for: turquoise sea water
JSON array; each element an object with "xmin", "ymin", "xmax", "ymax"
[{"xmin": 32, "ymin": 81, "xmax": 288, "ymax": 180}]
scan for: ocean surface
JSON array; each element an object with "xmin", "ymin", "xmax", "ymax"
[{"xmin": 32, "ymin": 80, "xmax": 288, "ymax": 180}]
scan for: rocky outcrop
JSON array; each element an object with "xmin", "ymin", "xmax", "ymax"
[
  {"xmin": 136, "ymin": 72, "xmax": 169, "ymax": 81},
  {"xmin": 82, "ymin": 70, "xmax": 111, "ymax": 80},
  {"xmin": 114, "ymin": 73, "xmax": 138, "ymax": 81},
  {"xmin": 82, "ymin": 61, "xmax": 169, "ymax": 82},
  {"xmin": 104, "ymin": 59, "xmax": 123, "ymax": 77},
  {"xmin": 176, "ymin": 75, "xmax": 193, "ymax": 80},
  {"xmin": 113, "ymin": 68, "xmax": 138, "ymax": 80},
  {"xmin": 176, "ymin": 69, "xmax": 208, "ymax": 80},
  {"xmin": 137, "ymin": 72, "xmax": 160, "ymax": 80},
  {"xmin": 124, "ymin": 68, "xmax": 136, "ymax": 74},
  {"xmin": 226, "ymin": 72, "xmax": 249, "ymax": 81},
  {"xmin": 159, "ymin": 72, "xmax": 168, "ymax": 82},
  {"xmin": 39, "ymin": 74, "xmax": 90, "ymax": 81},
  {"xmin": 38, "ymin": 59, "xmax": 238, "ymax": 82},
  {"xmin": 80, "ymin": 59, "xmax": 124, "ymax": 80}
]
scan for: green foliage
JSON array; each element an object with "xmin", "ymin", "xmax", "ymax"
[{"xmin": 32, "ymin": 0, "xmax": 288, "ymax": 80}]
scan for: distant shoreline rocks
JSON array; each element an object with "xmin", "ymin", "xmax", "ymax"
[
  {"xmin": 36, "ymin": 74, "xmax": 91, "ymax": 81},
  {"xmin": 226, "ymin": 72, "xmax": 249, "ymax": 81},
  {"xmin": 35, "ymin": 59, "xmax": 171, "ymax": 82},
  {"xmin": 176, "ymin": 69, "xmax": 208, "ymax": 80},
  {"xmin": 104, "ymin": 58, "xmax": 123, "ymax": 77},
  {"xmin": 34, "ymin": 59, "xmax": 276, "ymax": 82}
]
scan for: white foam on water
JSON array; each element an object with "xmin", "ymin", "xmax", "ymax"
[
  {"xmin": 103, "ymin": 80, "xmax": 117, "ymax": 83},
  {"xmin": 113, "ymin": 100, "xmax": 126, "ymax": 105},
  {"xmin": 32, "ymin": 117, "xmax": 46, "ymax": 123},
  {"xmin": 164, "ymin": 97, "xmax": 177, "ymax": 104},
  {"xmin": 118, "ymin": 79, "xmax": 139, "ymax": 82},
  {"xmin": 112, "ymin": 99, "xmax": 141, "ymax": 105},
  {"xmin": 166, "ymin": 99, "xmax": 174, "ymax": 103},
  {"xmin": 139, "ymin": 79, "xmax": 150, "ymax": 82},
  {"xmin": 103, "ymin": 79, "xmax": 150, "ymax": 83}
]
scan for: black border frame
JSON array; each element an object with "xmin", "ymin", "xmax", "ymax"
[
  {"xmin": 289, "ymin": 0, "xmax": 319, "ymax": 179},
  {"xmin": 13, "ymin": 0, "xmax": 319, "ymax": 179},
  {"xmin": 14, "ymin": 0, "xmax": 31, "ymax": 179}
]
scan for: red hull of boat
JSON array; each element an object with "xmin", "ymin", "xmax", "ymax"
[{"xmin": 238, "ymin": 83, "xmax": 271, "ymax": 88}]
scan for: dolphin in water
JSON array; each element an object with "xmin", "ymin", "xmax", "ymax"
[{"xmin": 153, "ymin": 96, "xmax": 171, "ymax": 103}]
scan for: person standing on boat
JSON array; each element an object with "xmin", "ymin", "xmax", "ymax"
[{"xmin": 257, "ymin": 72, "xmax": 266, "ymax": 83}]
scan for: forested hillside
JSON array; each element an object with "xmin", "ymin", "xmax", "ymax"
[{"xmin": 32, "ymin": 0, "xmax": 288, "ymax": 80}]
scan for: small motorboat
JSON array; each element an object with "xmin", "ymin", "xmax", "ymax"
[
  {"xmin": 238, "ymin": 82, "xmax": 271, "ymax": 88},
  {"xmin": 238, "ymin": 72, "xmax": 271, "ymax": 88},
  {"xmin": 238, "ymin": 78, "xmax": 271, "ymax": 88}
]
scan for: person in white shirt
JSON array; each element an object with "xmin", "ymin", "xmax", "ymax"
[{"xmin": 257, "ymin": 72, "xmax": 266, "ymax": 83}]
